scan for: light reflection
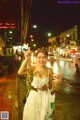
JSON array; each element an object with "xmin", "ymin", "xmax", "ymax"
[
  {"xmin": 46, "ymin": 60, "xmax": 62, "ymax": 77},
  {"xmin": 46, "ymin": 61, "xmax": 51, "ymax": 68},
  {"xmin": 59, "ymin": 60, "xmax": 65, "ymax": 67},
  {"xmin": 63, "ymin": 86, "xmax": 72, "ymax": 94},
  {"xmin": 8, "ymin": 94, "xmax": 12, "ymax": 99},
  {"xmin": 53, "ymin": 62, "xmax": 59, "ymax": 74}
]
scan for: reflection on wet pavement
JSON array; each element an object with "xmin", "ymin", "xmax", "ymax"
[{"xmin": 47, "ymin": 60, "xmax": 80, "ymax": 94}]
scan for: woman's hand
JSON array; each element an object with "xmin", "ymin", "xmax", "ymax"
[
  {"xmin": 37, "ymin": 84, "xmax": 48, "ymax": 91},
  {"xmin": 24, "ymin": 50, "xmax": 32, "ymax": 65}
]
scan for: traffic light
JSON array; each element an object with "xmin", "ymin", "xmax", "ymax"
[{"xmin": 5, "ymin": 30, "xmax": 13, "ymax": 47}]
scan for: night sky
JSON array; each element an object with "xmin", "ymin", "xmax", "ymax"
[
  {"xmin": 0, "ymin": 0, "xmax": 80, "ymax": 48},
  {"xmin": 0, "ymin": 1, "xmax": 18, "ymax": 22},
  {"xmin": 28, "ymin": 0, "xmax": 80, "ymax": 47}
]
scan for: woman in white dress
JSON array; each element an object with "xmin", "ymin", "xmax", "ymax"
[{"xmin": 18, "ymin": 50, "xmax": 54, "ymax": 120}]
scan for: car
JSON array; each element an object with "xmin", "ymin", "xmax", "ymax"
[
  {"xmin": 48, "ymin": 53, "xmax": 57, "ymax": 64},
  {"xmin": 75, "ymin": 58, "xmax": 80, "ymax": 72}
]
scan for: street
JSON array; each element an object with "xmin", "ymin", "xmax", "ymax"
[
  {"xmin": 52, "ymin": 59, "xmax": 80, "ymax": 93},
  {"xmin": 51, "ymin": 58, "xmax": 80, "ymax": 120},
  {"xmin": 0, "ymin": 58, "xmax": 80, "ymax": 120}
]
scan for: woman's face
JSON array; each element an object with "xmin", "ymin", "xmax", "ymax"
[{"xmin": 36, "ymin": 52, "xmax": 47, "ymax": 67}]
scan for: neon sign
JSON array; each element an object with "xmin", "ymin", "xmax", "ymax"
[{"xmin": 0, "ymin": 22, "xmax": 16, "ymax": 29}]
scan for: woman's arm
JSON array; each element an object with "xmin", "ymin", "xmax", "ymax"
[
  {"xmin": 49, "ymin": 68, "xmax": 55, "ymax": 94},
  {"xmin": 48, "ymin": 68, "xmax": 53, "ymax": 90},
  {"xmin": 18, "ymin": 50, "xmax": 32, "ymax": 75},
  {"xmin": 18, "ymin": 59, "xmax": 28, "ymax": 75}
]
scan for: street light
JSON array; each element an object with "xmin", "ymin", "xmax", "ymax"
[
  {"xmin": 32, "ymin": 25, "xmax": 37, "ymax": 29},
  {"xmin": 33, "ymin": 43, "xmax": 36, "ymax": 47},
  {"xmin": 31, "ymin": 39, "xmax": 34, "ymax": 41},
  {"xmin": 66, "ymin": 34, "xmax": 70, "ymax": 44},
  {"xmin": 30, "ymin": 35, "xmax": 33, "ymax": 38},
  {"xmin": 47, "ymin": 32, "xmax": 52, "ymax": 37},
  {"xmin": 27, "ymin": 25, "xmax": 37, "ymax": 50},
  {"xmin": 9, "ymin": 30, "xmax": 13, "ymax": 34},
  {"xmin": 29, "ymin": 35, "xmax": 34, "ymax": 50}
]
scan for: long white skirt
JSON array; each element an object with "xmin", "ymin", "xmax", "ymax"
[{"xmin": 22, "ymin": 90, "xmax": 52, "ymax": 120}]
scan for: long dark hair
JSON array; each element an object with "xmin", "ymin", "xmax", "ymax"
[{"xmin": 36, "ymin": 50, "xmax": 48, "ymax": 57}]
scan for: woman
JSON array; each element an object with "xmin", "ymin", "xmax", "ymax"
[{"xmin": 18, "ymin": 50, "xmax": 54, "ymax": 120}]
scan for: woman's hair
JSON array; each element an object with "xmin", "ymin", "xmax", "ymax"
[{"xmin": 36, "ymin": 50, "xmax": 48, "ymax": 57}]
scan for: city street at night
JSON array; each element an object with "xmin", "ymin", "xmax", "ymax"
[
  {"xmin": 0, "ymin": 1, "xmax": 80, "ymax": 120},
  {"xmin": 0, "ymin": 58, "xmax": 80, "ymax": 120}
]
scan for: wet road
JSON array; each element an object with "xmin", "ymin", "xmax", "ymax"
[
  {"xmin": 46, "ymin": 58, "xmax": 80, "ymax": 120},
  {"xmin": 47, "ymin": 58, "xmax": 80, "ymax": 94}
]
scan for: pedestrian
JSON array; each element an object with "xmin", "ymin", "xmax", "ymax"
[{"xmin": 18, "ymin": 50, "xmax": 55, "ymax": 120}]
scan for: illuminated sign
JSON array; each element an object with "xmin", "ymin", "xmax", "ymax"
[{"xmin": 0, "ymin": 22, "xmax": 16, "ymax": 29}]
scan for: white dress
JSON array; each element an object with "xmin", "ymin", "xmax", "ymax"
[{"xmin": 22, "ymin": 75, "xmax": 52, "ymax": 120}]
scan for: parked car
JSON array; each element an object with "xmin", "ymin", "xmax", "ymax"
[{"xmin": 75, "ymin": 58, "xmax": 80, "ymax": 72}]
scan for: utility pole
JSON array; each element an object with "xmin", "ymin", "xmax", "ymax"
[
  {"xmin": 20, "ymin": 0, "xmax": 32, "ymax": 44},
  {"xmin": 21, "ymin": 0, "xmax": 24, "ymax": 45},
  {"xmin": 18, "ymin": 1, "xmax": 32, "ymax": 118}
]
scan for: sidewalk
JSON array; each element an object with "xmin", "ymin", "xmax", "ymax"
[{"xmin": 0, "ymin": 77, "xmax": 18, "ymax": 120}]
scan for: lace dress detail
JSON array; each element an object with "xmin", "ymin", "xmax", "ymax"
[{"xmin": 23, "ymin": 71, "xmax": 51, "ymax": 120}]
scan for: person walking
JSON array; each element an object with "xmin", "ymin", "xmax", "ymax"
[{"xmin": 18, "ymin": 50, "xmax": 55, "ymax": 120}]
